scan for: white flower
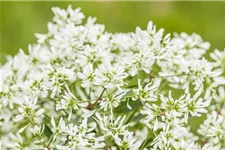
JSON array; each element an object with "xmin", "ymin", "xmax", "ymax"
[
  {"xmin": 76, "ymin": 45, "xmax": 111, "ymax": 67},
  {"xmin": 43, "ymin": 64, "xmax": 75, "ymax": 98},
  {"xmin": 6, "ymin": 133, "xmax": 24, "ymax": 150},
  {"xmin": 30, "ymin": 124, "xmax": 45, "ymax": 137},
  {"xmin": 188, "ymin": 58, "xmax": 213, "ymax": 90},
  {"xmin": 185, "ymin": 93, "xmax": 210, "ymax": 117},
  {"xmin": 202, "ymin": 144, "xmax": 221, "ymax": 150},
  {"xmin": 77, "ymin": 64, "xmax": 96, "ymax": 88},
  {"xmin": 100, "ymin": 90, "xmax": 126, "ymax": 111},
  {"xmin": 210, "ymin": 86, "xmax": 225, "ymax": 111},
  {"xmin": 52, "ymin": 5, "xmax": 84, "ymax": 26},
  {"xmin": 28, "ymin": 44, "xmax": 51, "ymax": 65},
  {"xmin": 114, "ymin": 131, "xmax": 141, "ymax": 150},
  {"xmin": 56, "ymin": 85, "xmax": 88, "ymax": 120},
  {"xmin": 198, "ymin": 110, "xmax": 225, "ymax": 147},
  {"xmin": 141, "ymin": 103, "xmax": 165, "ymax": 131},
  {"xmin": 210, "ymin": 49, "xmax": 225, "ymax": 72},
  {"xmin": 152, "ymin": 125, "xmax": 197, "ymax": 150},
  {"xmin": 172, "ymin": 32, "xmax": 210, "ymax": 58},
  {"xmin": 21, "ymin": 71, "xmax": 48, "ymax": 98},
  {"xmin": 55, "ymin": 117, "xmax": 105, "ymax": 150},
  {"xmin": 160, "ymin": 91, "xmax": 186, "ymax": 118},
  {"xmin": 14, "ymin": 96, "xmax": 44, "ymax": 122},
  {"xmin": 95, "ymin": 63, "xmax": 128, "ymax": 89},
  {"xmin": 132, "ymin": 79, "xmax": 158, "ymax": 103},
  {"xmin": 125, "ymin": 50, "xmax": 155, "ymax": 76},
  {"xmin": 94, "ymin": 113, "xmax": 127, "ymax": 136},
  {"xmin": 111, "ymin": 33, "xmax": 136, "ymax": 51}
]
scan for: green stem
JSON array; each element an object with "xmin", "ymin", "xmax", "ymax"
[
  {"xmin": 29, "ymin": 121, "xmax": 47, "ymax": 148},
  {"xmin": 93, "ymin": 88, "xmax": 106, "ymax": 105},
  {"xmin": 124, "ymin": 107, "xmax": 139, "ymax": 125},
  {"xmin": 139, "ymin": 135, "xmax": 153, "ymax": 150},
  {"xmin": 89, "ymin": 87, "xmax": 92, "ymax": 98},
  {"xmin": 47, "ymin": 132, "xmax": 57, "ymax": 147}
]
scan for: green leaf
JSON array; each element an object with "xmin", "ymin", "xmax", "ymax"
[
  {"xmin": 139, "ymin": 134, "xmax": 155, "ymax": 150},
  {"xmin": 115, "ymin": 99, "xmax": 142, "ymax": 113},
  {"xmin": 121, "ymin": 90, "xmax": 136, "ymax": 99},
  {"xmin": 43, "ymin": 124, "xmax": 53, "ymax": 138},
  {"xmin": 124, "ymin": 84, "xmax": 138, "ymax": 89}
]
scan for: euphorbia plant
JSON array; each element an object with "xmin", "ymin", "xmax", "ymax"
[{"xmin": 0, "ymin": 5, "xmax": 225, "ymax": 150}]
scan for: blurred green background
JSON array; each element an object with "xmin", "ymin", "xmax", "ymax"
[{"xmin": 1, "ymin": 1, "xmax": 225, "ymax": 63}]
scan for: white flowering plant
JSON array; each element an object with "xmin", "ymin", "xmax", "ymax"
[{"xmin": 1, "ymin": 5, "xmax": 225, "ymax": 150}]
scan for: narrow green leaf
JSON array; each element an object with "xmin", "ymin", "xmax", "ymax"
[
  {"xmin": 43, "ymin": 124, "xmax": 53, "ymax": 138},
  {"xmin": 115, "ymin": 99, "xmax": 142, "ymax": 113}
]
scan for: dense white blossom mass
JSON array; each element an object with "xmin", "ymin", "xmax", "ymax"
[{"xmin": 0, "ymin": 5, "xmax": 225, "ymax": 150}]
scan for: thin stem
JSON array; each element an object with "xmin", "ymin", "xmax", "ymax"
[
  {"xmin": 47, "ymin": 132, "xmax": 57, "ymax": 147},
  {"xmin": 93, "ymin": 88, "xmax": 106, "ymax": 105},
  {"xmin": 89, "ymin": 87, "xmax": 92, "ymax": 98},
  {"xmin": 98, "ymin": 88, "xmax": 106, "ymax": 99},
  {"xmin": 29, "ymin": 120, "xmax": 47, "ymax": 148},
  {"xmin": 124, "ymin": 108, "xmax": 139, "ymax": 125},
  {"xmin": 62, "ymin": 109, "xmax": 69, "ymax": 116}
]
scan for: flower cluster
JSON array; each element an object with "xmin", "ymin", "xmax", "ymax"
[{"xmin": 0, "ymin": 5, "xmax": 225, "ymax": 150}]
